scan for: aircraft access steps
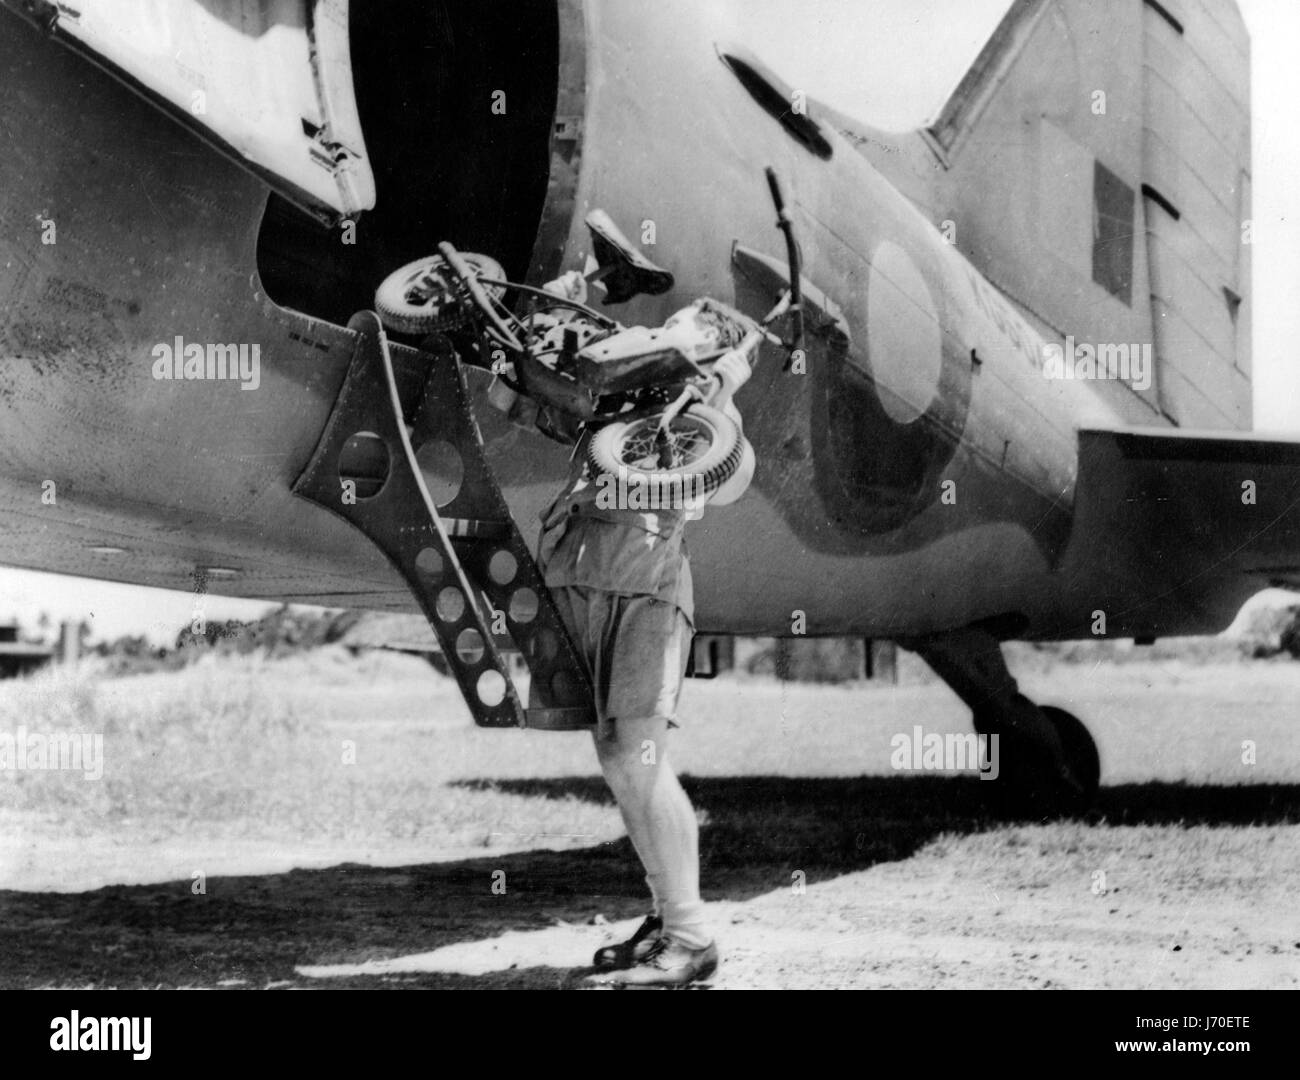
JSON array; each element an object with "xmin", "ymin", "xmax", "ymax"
[{"xmin": 292, "ymin": 311, "xmax": 596, "ymax": 730}]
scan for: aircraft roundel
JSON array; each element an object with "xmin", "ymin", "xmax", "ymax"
[
  {"xmin": 861, "ymin": 241, "xmax": 943, "ymax": 423},
  {"xmin": 809, "ymin": 236, "xmax": 972, "ymax": 538}
]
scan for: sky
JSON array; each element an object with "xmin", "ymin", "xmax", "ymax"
[{"xmin": 1, "ymin": 0, "xmax": 1297, "ymax": 642}]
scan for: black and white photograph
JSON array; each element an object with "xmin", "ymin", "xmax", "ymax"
[{"xmin": 0, "ymin": 0, "xmax": 1295, "ymax": 1027}]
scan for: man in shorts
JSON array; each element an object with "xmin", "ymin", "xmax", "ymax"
[{"xmin": 533, "ymin": 303, "xmax": 756, "ymax": 986}]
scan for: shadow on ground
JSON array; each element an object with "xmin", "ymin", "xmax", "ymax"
[{"xmin": 1, "ymin": 777, "xmax": 1296, "ymax": 988}]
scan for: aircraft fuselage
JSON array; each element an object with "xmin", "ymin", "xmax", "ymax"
[{"xmin": 0, "ymin": 1, "xmax": 1258, "ymax": 642}]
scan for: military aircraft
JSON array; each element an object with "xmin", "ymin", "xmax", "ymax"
[{"xmin": 0, "ymin": 0, "xmax": 1282, "ymax": 811}]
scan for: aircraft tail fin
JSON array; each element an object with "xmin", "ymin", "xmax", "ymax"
[{"xmin": 889, "ymin": 0, "xmax": 1252, "ymax": 430}]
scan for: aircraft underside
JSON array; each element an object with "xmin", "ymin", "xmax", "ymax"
[{"xmin": 1, "ymin": 0, "xmax": 1296, "ymax": 811}]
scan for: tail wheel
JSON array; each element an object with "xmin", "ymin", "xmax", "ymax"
[
  {"xmin": 587, "ymin": 404, "xmax": 744, "ymax": 509},
  {"xmin": 975, "ymin": 697, "xmax": 1100, "ymax": 818},
  {"xmin": 374, "ymin": 253, "xmax": 506, "ymax": 335},
  {"xmin": 1041, "ymin": 705, "xmax": 1101, "ymax": 804}
]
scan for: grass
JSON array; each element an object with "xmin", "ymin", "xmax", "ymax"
[{"xmin": 1, "ymin": 644, "xmax": 1297, "ymax": 863}]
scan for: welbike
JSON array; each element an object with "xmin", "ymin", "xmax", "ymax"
[{"xmin": 372, "ymin": 171, "xmax": 803, "ymax": 508}]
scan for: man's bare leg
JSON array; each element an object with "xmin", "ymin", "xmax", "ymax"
[{"xmin": 592, "ymin": 715, "xmax": 710, "ymax": 950}]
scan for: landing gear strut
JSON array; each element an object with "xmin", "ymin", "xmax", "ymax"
[{"xmin": 901, "ymin": 625, "xmax": 1101, "ymax": 816}]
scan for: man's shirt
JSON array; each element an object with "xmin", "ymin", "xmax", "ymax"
[{"xmin": 536, "ymin": 440, "xmax": 695, "ymax": 626}]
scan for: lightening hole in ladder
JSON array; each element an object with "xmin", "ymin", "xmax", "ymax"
[
  {"xmin": 489, "ymin": 549, "xmax": 518, "ymax": 585},
  {"xmin": 415, "ymin": 439, "xmax": 464, "ymax": 509},
  {"xmin": 477, "ymin": 670, "xmax": 507, "ymax": 707},
  {"xmin": 533, "ymin": 627, "xmax": 557, "ymax": 662},
  {"xmin": 436, "ymin": 586, "xmax": 465, "ymax": 622},
  {"xmin": 415, "ymin": 547, "xmax": 444, "ymax": 577},
  {"xmin": 509, "ymin": 587, "xmax": 539, "ymax": 623},
  {"xmin": 338, "ymin": 432, "xmax": 390, "ymax": 500},
  {"xmin": 550, "ymin": 669, "xmax": 579, "ymax": 706},
  {"xmin": 456, "ymin": 628, "xmax": 485, "ymax": 664}
]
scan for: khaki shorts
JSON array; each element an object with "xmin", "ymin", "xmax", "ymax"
[{"xmin": 541, "ymin": 585, "xmax": 692, "ymax": 739}]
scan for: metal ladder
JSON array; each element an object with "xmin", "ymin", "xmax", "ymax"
[{"xmin": 292, "ymin": 311, "xmax": 595, "ymax": 730}]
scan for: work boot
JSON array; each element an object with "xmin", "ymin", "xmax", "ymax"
[
  {"xmin": 585, "ymin": 936, "xmax": 718, "ymax": 987},
  {"xmin": 592, "ymin": 914, "xmax": 663, "ymax": 969}
]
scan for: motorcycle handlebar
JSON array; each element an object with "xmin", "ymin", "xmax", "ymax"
[{"xmin": 437, "ymin": 241, "xmax": 523, "ymax": 352}]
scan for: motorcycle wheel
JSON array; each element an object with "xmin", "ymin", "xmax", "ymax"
[
  {"xmin": 586, "ymin": 404, "xmax": 744, "ymax": 510},
  {"xmin": 374, "ymin": 253, "xmax": 506, "ymax": 334}
]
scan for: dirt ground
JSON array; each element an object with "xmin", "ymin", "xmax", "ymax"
[{"xmin": 1, "ymin": 650, "xmax": 1298, "ymax": 989}]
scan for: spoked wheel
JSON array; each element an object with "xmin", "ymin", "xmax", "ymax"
[
  {"xmin": 587, "ymin": 404, "xmax": 744, "ymax": 509},
  {"xmin": 374, "ymin": 252, "xmax": 506, "ymax": 335}
]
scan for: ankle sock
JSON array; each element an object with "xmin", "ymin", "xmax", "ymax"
[{"xmin": 659, "ymin": 899, "xmax": 711, "ymax": 950}]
